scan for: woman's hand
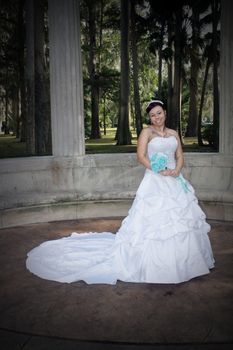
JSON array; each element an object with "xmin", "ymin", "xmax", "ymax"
[
  {"xmin": 170, "ymin": 169, "xmax": 180, "ymax": 177},
  {"xmin": 159, "ymin": 169, "xmax": 171, "ymax": 176},
  {"xmin": 159, "ymin": 168, "xmax": 180, "ymax": 177}
]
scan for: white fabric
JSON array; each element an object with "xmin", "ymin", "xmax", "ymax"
[{"xmin": 26, "ymin": 136, "xmax": 215, "ymax": 284}]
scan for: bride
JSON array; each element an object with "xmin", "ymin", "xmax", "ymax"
[{"xmin": 26, "ymin": 100, "xmax": 215, "ymax": 284}]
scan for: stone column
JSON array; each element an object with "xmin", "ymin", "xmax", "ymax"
[
  {"xmin": 48, "ymin": 0, "xmax": 85, "ymax": 156},
  {"xmin": 219, "ymin": 0, "xmax": 233, "ymax": 155}
]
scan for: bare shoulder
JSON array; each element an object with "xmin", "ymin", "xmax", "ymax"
[
  {"xmin": 166, "ymin": 128, "xmax": 179, "ymax": 139},
  {"xmin": 139, "ymin": 126, "xmax": 152, "ymax": 139}
]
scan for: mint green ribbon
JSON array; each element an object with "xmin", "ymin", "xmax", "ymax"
[{"xmin": 176, "ymin": 174, "xmax": 190, "ymax": 193}]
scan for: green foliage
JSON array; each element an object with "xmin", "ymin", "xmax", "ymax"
[{"xmin": 0, "ymin": 0, "xmax": 220, "ymax": 157}]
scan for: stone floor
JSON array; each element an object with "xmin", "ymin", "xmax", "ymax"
[{"xmin": 0, "ymin": 218, "xmax": 233, "ymax": 350}]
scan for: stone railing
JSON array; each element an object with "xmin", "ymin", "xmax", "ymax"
[{"xmin": 0, "ymin": 153, "xmax": 232, "ymax": 228}]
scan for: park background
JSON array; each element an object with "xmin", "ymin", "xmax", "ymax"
[{"xmin": 0, "ymin": 0, "xmax": 220, "ymax": 158}]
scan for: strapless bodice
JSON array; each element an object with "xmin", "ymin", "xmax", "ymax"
[{"xmin": 147, "ymin": 135, "xmax": 178, "ymax": 169}]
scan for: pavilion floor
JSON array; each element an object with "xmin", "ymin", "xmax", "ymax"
[{"xmin": 0, "ymin": 218, "xmax": 232, "ymax": 350}]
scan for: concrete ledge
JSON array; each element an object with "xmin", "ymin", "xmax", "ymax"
[
  {"xmin": 0, "ymin": 199, "xmax": 133, "ymax": 228},
  {"xmin": 1, "ymin": 196, "xmax": 233, "ymax": 228},
  {"xmin": 0, "ymin": 153, "xmax": 232, "ymax": 227}
]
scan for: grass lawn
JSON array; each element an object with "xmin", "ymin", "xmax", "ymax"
[
  {"xmin": 85, "ymin": 128, "xmax": 137, "ymax": 154},
  {"xmin": 0, "ymin": 128, "xmax": 214, "ymax": 158},
  {"xmin": 0, "ymin": 134, "xmax": 29, "ymax": 158}
]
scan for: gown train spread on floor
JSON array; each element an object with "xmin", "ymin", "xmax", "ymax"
[{"xmin": 26, "ymin": 136, "xmax": 215, "ymax": 284}]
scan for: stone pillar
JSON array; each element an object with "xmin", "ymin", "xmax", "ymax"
[
  {"xmin": 219, "ymin": 0, "xmax": 233, "ymax": 155},
  {"xmin": 48, "ymin": 0, "xmax": 85, "ymax": 156}
]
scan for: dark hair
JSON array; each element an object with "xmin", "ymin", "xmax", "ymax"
[{"xmin": 146, "ymin": 100, "xmax": 165, "ymax": 114}]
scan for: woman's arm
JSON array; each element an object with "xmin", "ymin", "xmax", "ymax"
[
  {"xmin": 137, "ymin": 128, "xmax": 151, "ymax": 170},
  {"xmin": 160, "ymin": 130, "xmax": 184, "ymax": 177}
]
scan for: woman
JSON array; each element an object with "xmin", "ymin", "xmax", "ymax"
[{"xmin": 26, "ymin": 100, "xmax": 215, "ymax": 284}]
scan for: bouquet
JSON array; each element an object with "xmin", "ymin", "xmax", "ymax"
[
  {"xmin": 150, "ymin": 152, "xmax": 168, "ymax": 173},
  {"xmin": 150, "ymin": 152, "xmax": 190, "ymax": 193}
]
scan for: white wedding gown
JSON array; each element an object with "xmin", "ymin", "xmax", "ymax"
[{"xmin": 26, "ymin": 136, "xmax": 215, "ymax": 284}]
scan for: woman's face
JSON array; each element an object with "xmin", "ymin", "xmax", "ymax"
[{"xmin": 149, "ymin": 106, "xmax": 166, "ymax": 127}]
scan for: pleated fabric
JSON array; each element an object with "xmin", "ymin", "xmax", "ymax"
[{"xmin": 26, "ymin": 136, "xmax": 215, "ymax": 284}]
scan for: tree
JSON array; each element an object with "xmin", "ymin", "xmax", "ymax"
[
  {"xmin": 17, "ymin": 0, "xmax": 27, "ymax": 143},
  {"xmin": 116, "ymin": 0, "xmax": 131, "ymax": 145},
  {"xmin": 197, "ymin": 52, "xmax": 211, "ymax": 146},
  {"xmin": 25, "ymin": 0, "xmax": 35, "ymax": 154},
  {"xmin": 86, "ymin": 0, "xmax": 101, "ymax": 139},
  {"xmin": 171, "ymin": 6, "xmax": 183, "ymax": 137},
  {"xmin": 211, "ymin": 0, "xmax": 220, "ymax": 150},
  {"xmin": 130, "ymin": 0, "xmax": 142, "ymax": 137},
  {"xmin": 186, "ymin": 4, "xmax": 200, "ymax": 137},
  {"xmin": 34, "ymin": 0, "xmax": 51, "ymax": 155},
  {"xmin": 0, "ymin": 0, "xmax": 22, "ymax": 137},
  {"xmin": 196, "ymin": 0, "xmax": 220, "ymax": 148},
  {"xmin": 166, "ymin": 19, "xmax": 174, "ymax": 129}
]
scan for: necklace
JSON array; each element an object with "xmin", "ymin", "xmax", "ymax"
[{"xmin": 150, "ymin": 126, "xmax": 167, "ymax": 138}]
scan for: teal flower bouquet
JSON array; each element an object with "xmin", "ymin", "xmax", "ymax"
[
  {"xmin": 150, "ymin": 152, "xmax": 190, "ymax": 193},
  {"xmin": 150, "ymin": 152, "xmax": 168, "ymax": 173}
]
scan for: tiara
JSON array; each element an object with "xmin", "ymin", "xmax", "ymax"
[{"xmin": 146, "ymin": 100, "xmax": 164, "ymax": 108}]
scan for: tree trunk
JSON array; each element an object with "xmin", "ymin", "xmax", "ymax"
[
  {"xmin": 16, "ymin": 89, "xmax": 20, "ymax": 138},
  {"xmin": 157, "ymin": 19, "xmax": 165, "ymax": 97},
  {"xmin": 34, "ymin": 0, "xmax": 50, "ymax": 155},
  {"xmin": 99, "ymin": 0, "xmax": 103, "ymax": 69},
  {"xmin": 12, "ymin": 88, "xmax": 19, "ymax": 136},
  {"xmin": 103, "ymin": 93, "xmax": 106, "ymax": 135},
  {"xmin": 212, "ymin": 0, "xmax": 220, "ymax": 150},
  {"xmin": 116, "ymin": 0, "xmax": 131, "ymax": 145},
  {"xmin": 186, "ymin": 7, "xmax": 199, "ymax": 137},
  {"xmin": 130, "ymin": 1, "xmax": 142, "ymax": 138},
  {"xmin": 87, "ymin": 1, "xmax": 101, "ymax": 139},
  {"xmin": 25, "ymin": 0, "xmax": 35, "ymax": 154},
  {"xmin": 4, "ymin": 75, "xmax": 10, "ymax": 135},
  {"xmin": 90, "ymin": 82, "xmax": 100, "ymax": 139},
  {"xmin": 171, "ymin": 8, "xmax": 182, "ymax": 138},
  {"xmin": 18, "ymin": 0, "xmax": 27, "ymax": 142},
  {"xmin": 197, "ymin": 57, "xmax": 211, "ymax": 146},
  {"xmin": 166, "ymin": 19, "xmax": 173, "ymax": 128}
]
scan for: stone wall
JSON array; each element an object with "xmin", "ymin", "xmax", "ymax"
[{"xmin": 0, "ymin": 153, "xmax": 232, "ymax": 228}]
